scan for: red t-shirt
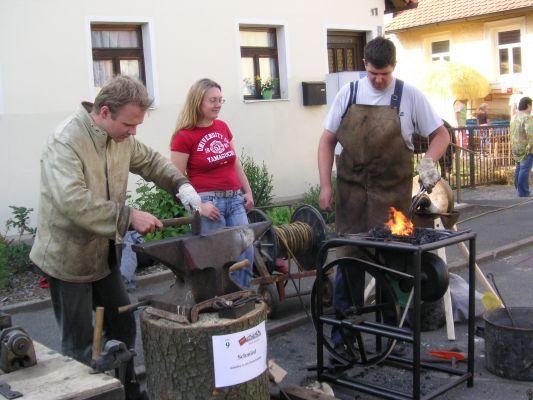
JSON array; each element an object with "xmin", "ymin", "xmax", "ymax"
[{"xmin": 170, "ymin": 120, "xmax": 241, "ymax": 192}]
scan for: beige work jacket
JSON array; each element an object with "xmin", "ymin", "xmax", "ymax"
[{"xmin": 30, "ymin": 103, "xmax": 188, "ymax": 282}]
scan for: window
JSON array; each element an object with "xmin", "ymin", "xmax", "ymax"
[
  {"xmin": 240, "ymin": 28, "xmax": 280, "ymax": 99},
  {"xmin": 327, "ymin": 32, "xmax": 365, "ymax": 73},
  {"xmin": 431, "ymin": 40, "xmax": 450, "ymax": 62},
  {"xmin": 91, "ymin": 25, "xmax": 146, "ymax": 92},
  {"xmin": 498, "ymin": 29, "xmax": 521, "ymax": 75}
]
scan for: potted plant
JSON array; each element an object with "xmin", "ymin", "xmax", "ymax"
[{"xmin": 256, "ymin": 76, "xmax": 278, "ymax": 100}]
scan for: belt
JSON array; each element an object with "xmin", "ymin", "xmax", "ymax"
[{"xmin": 198, "ymin": 190, "xmax": 242, "ymax": 197}]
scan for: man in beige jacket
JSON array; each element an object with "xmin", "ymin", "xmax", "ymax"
[{"xmin": 30, "ymin": 76, "xmax": 201, "ymax": 400}]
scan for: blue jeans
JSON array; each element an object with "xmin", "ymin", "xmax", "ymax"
[
  {"xmin": 515, "ymin": 154, "xmax": 533, "ymax": 197},
  {"xmin": 200, "ymin": 193, "xmax": 254, "ymax": 287},
  {"xmin": 331, "ymin": 265, "xmax": 364, "ymax": 345}
]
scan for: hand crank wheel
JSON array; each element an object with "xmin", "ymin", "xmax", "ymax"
[{"xmin": 312, "ymin": 257, "xmax": 402, "ymax": 366}]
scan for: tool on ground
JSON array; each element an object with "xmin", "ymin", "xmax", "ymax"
[
  {"xmin": 0, "ymin": 380, "xmax": 22, "ymax": 399},
  {"xmin": 424, "ymin": 351, "xmax": 466, "ymax": 367},
  {"xmin": 0, "ymin": 313, "xmax": 36, "ymax": 373},
  {"xmin": 160, "ymin": 210, "xmax": 201, "ymax": 235},
  {"xmin": 487, "ymin": 272, "xmax": 516, "ymax": 326},
  {"xmin": 131, "ymin": 221, "xmax": 271, "ymax": 321}
]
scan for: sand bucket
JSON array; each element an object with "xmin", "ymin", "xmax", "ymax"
[{"xmin": 484, "ymin": 307, "xmax": 533, "ymax": 381}]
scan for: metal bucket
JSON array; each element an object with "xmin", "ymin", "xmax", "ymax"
[{"xmin": 484, "ymin": 307, "xmax": 533, "ymax": 381}]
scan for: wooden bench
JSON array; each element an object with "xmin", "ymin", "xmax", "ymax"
[{"xmin": 0, "ymin": 341, "xmax": 124, "ymax": 399}]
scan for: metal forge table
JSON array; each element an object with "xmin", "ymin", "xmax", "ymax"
[{"xmin": 314, "ymin": 230, "xmax": 476, "ymax": 400}]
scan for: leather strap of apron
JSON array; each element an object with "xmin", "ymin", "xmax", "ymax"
[{"xmin": 342, "ymin": 79, "xmax": 404, "ymax": 119}]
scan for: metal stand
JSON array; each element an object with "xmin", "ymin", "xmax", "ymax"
[{"xmin": 315, "ymin": 231, "xmax": 476, "ymax": 400}]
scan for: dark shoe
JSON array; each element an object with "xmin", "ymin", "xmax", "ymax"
[
  {"xmin": 391, "ymin": 341, "xmax": 408, "ymax": 357},
  {"xmin": 329, "ymin": 343, "xmax": 359, "ymax": 364}
]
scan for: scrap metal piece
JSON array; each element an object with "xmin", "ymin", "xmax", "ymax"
[{"xmin": 0, "ymin": 381, "xmax": 22, "ymax": 399}]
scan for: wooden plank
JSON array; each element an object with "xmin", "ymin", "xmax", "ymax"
[{"xmin": 0, "ymin": 342, "xmax": 124, "ymax": 399}]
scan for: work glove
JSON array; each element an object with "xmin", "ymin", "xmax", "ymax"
[
  {"xmin": 417, "ymin": 157, "xmax": 440, "ymax": 193},
  {"xmin": 176, "ymin": 183, "xmax": 201, "ymax": 211}
]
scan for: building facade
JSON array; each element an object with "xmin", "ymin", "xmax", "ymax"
[
  {"xmin": 386, "ymin": 0, "xmax": 533, "ymax": 123},
  {"xmin": 0, "ymin": 0, "xmax": 385, "ymax": 227}
]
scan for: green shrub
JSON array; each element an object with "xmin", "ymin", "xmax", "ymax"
[
  {"xmin": 240, "ymin": 151, "xmax": 274, "ymax": 207},
  {"xmin": 266, "ymin": 206, "xmax": 291, "ymax": 226},
  {"xmin": 128, "ymin": 180, "xmax": 189, "ymax": 241},
  {"xmin": 302, "ymin": 177, "xmax": 336, "ymax": 225},
  {"xmin": 0, "ymin": 238, "xmax": 10, "ymax": 288},
  {"xmin": 0, "ymin": 206, "xmax": 37, "ymax": 282}
]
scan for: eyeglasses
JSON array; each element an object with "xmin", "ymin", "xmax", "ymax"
[{"xmin": 206, "ymin": 97, "xmax": 226, "ymax": 104}]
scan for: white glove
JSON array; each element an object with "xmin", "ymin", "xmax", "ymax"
[
  {"xmin": 176, "ymin": 183, "xmax": 201, "ymax": 211},
  {"xmin": 417, "ymin": 158, "xmax": 440, "ymax": 193}
]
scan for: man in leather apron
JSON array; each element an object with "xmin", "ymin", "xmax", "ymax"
[{"xmin": 318, "ymin": 37, "xmax": 450, "ymax": 351}]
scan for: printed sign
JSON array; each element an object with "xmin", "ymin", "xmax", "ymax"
[{"xmin": 211, "ymin": 321, "xmax": 267, "ymax": 387}]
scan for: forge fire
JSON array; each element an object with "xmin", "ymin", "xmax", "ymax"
[{"xmin": 385, "ymin": 207, "xmax": 413, "ymax": 236}]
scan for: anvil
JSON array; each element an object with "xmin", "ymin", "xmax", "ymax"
[{"xmin": 131, "ymin": 221, "xmax": 271, "ymax": 320}]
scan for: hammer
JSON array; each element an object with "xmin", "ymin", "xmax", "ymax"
[{"xmin": 160, "ymin": 210, "xmax": 202, "ymax": 235}]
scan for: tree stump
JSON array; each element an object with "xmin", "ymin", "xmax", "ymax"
[{"xmin": 140, "ymin": 303, "xmax": 269, "ymax": 400}]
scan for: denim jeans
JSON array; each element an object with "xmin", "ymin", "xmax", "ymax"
[
  {"xmin": 331, "ymin": 266, "xmax": 365, "ymax": 345},
  {"xmin": 200, "ymin": 193, "xmax": 254, "ymax": 287},
  {"xmin": 515, "ymin": 154, "xmax": 533, "ymax": 197}
]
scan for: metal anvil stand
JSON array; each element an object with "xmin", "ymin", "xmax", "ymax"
[{"xmin": 314, "ymin": 231, "xmax": 476, "ymax": 400}]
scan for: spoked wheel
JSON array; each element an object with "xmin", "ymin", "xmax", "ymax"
[
  {"xmin": 258, "ymin": 283, "xmax": 280, "ymax": 318},
  {"xmin": 311, "ymin": 257, "xmax": 402, "ymax": 366}
]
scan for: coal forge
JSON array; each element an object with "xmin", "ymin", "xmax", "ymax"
[{"xmin": 368, "ymin": 226, "xmax": 463, "ymax": 245}]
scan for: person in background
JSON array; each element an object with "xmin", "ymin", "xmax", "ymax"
[
  {"xmin": 476, "ymin": 103, "xmax": 490, "ymax": 155},
  {"xmin": 510, "ymin": 96, "xmax": 533, "ymax": 197},
  {"xmin": 454, "ymin": 99, "xmax": 467, "ymax": 127},
  {"xmin": 510, "ymin": 91, "xmax": 524, "ymax": 121},
  {"xmin": 318, "ymin": 36, "xmax": 449, "ymax": 358},
  {"xmin": 29, "ymin": 76, "xmax": 201, "ymax": 400},
  {"xmin": 476, "ymin": 103, "xmax": 489, "ymax": 125},
  {"xmin": 170, "ymin": 78, "xmax": 255, "ymax": 287}
]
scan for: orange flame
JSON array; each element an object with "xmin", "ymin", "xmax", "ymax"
[{"xmin": 385, "ymin": 207, "xmax": 414, "ymax": 236}]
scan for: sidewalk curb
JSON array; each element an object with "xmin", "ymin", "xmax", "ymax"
[
  {"xmin": 448, "ymin": 235, "xmax": 533, "ymax": 271},
  {"xmin": 4, "ymin": 236, "xmax": 533, "ymax": 315}
]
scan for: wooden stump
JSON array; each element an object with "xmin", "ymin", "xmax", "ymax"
[{"xmin": 140, "ymin": 303, "xmax": 269, "ymax": 400}]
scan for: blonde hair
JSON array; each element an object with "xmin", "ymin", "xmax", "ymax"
[
  {"xmin": 171, "ymin": 79, "xmax": 221, "ymax": 143},
  {"xmin": 478, "ymin": 103, "xmax": 488, "ymax": 111}
]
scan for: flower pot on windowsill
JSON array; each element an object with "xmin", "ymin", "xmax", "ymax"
[{"xmin": 262, "ymin": 89, "xmax": 273, "ymax": 100}]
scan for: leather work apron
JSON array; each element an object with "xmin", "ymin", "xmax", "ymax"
[
  {"xmin": 335, "ymin": 103, "xmax": 412, "ymax": 235},
  {"xmin": 330, "ymin": 85, "xmax": 414, "ymax": 344}
]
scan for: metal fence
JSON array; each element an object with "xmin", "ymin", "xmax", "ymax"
[{"xmin": 414, "ymin": 123, "xmax": 514, "ymax": 189}]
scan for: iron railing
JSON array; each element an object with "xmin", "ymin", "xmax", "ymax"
[{"xmin": 414, "ymin": 124, "xmax": 514, "ymax": 190}]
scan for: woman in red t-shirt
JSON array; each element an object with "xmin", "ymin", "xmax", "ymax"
[{"xmin": 170, "ymin": 78, "xmax": 255, "ymax": 287}]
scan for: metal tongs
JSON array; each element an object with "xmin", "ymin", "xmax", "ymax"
[{"xmin": 408, "ymin": 182, "xmax": 429, "ymax": 219}]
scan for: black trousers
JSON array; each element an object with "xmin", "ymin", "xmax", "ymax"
[{"xmin": 48, "ymin": 265, "xmax": 140, "ymax": 399}]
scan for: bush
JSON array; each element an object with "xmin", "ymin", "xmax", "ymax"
[
  {"xmin": 0, "ymin": 238, "xmax": 10, "ymax": 288},
  {"xmin": 240, "ymin": 151, "xmax": 274, "ymax": 207},
  {"xmin": 302, "ymin": 177, "xmax": 336, "ymax": 225},
  {"xmin": 266, "ymin": 206, "xmax": 291, "ymax": 226},
  {"xmin": 128, "ymin": 180, "xmax": 189, "ymax": 241},
  {"xmin": 0, "ymin": 206, "xmax": 37, "ymax": 286}
]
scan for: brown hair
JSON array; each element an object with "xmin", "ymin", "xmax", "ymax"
[
  {"xmin": 93, "ymin": 75, "xmax": 153, "ymax": 116},
  {"xmin": 171, "ymin": 78, "xmax": 221, "ymax": 143}
]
